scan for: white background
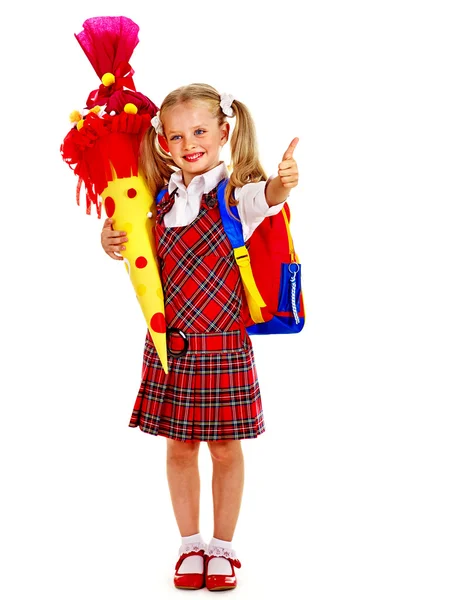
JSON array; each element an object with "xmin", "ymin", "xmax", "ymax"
[{"xmin": 1, "ymin": 1, "xmax": 461, "ymax": 599}]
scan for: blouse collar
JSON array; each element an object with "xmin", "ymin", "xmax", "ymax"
[{"xmin": 169, "ymin": 162, "xmax": 229, "ymax": 197}]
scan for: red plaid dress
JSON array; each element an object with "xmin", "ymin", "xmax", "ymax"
[{"xmin": 129, "ymin": 182, "xmax": 265, "ymax": 441}]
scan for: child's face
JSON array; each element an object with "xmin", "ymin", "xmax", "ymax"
[{"xmin": 162, "ymin": 100, "xmax": 229, "ymax": 186}]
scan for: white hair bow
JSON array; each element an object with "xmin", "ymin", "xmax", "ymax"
[
  {"xmin": 220, "ymin": 93, "xmax": 235, "ymax": 117},
  {"xmin": 151, "ymin": 114, "xmax": 164, "ymax": 136}
]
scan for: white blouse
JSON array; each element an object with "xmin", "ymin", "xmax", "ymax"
[{"xmin": 165, "ymin": 162, "xmax": 284, "ymax": 242}]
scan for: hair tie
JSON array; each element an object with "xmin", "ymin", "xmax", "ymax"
[
  {"xmin": 220, "ymin": 93, "xmax": 235, "ymax": 117},
  {"xmin": 151, "ymin": 114, "xmax": 164, "ymax": 135}
]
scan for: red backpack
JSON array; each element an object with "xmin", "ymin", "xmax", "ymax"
[{"xmin": 215, "ymin": 179, "xmax": 305, "ymax": 334}]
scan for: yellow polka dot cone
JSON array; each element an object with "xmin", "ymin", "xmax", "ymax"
[
  {"xmin": 102, "ymin": 174, "xmax": 168, "ymax": 373},
  {"xmin": 60, "ymin": 16, "xmax": 168, "ymax": 373}
]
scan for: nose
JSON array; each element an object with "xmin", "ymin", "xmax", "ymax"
[{"xmin": 183, "ymin": 133, "xmax": 196, "ymax": 151}]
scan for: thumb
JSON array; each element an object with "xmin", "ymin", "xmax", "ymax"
[{"xmin": 282, "ymin": 137, "xmax": 299, "ymax": 160}]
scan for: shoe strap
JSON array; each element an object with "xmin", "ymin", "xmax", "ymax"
[{"xmin": 175, "ymin": 549, "xmax": 205, "ymax": 571}]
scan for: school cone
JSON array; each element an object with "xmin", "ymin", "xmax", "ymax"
[
  {"xmin": 60, "ymin": 16, "xmax": 168, "ymax": 372},
  {"xmin": 101, "ymin": 166, "xmax": 167, "ymax": 372}
]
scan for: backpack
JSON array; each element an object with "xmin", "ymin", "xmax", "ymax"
[
  {"xmin": 216, "ymin": 179, "xmax": 305, "ymax": 334},
  {"xmin": 156, "ymin": 178, "xmax": 305, "ymax": 335}
]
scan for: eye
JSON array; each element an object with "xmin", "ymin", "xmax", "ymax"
[
  {"xmin": 195, "ymin": 129, "xmax": 205, "ymax": 135},
  {"xmin": 170, "ymin": 135, "xmax": 181, "ymax": 141}
]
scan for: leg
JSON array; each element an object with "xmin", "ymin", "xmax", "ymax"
[
  {"xmin": 205, "ymin": 440, "xmax": 244, "ymax": 590},
  {"xmin": 166, "ymin": 439, "xmax": 201, "ymax": 536},
  {"xmin": 207, "ymin": 440, "xmax": 244, "ymax": 541},
  {"xmin": 167, "ymin": 440, "xmax": 206, "ymax": 589}
]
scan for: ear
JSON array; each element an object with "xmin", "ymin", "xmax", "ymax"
[{"xmin": 220, "ymin": 122, "xmax": 230, "ymax": 146}]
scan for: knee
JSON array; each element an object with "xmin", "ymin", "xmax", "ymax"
[
  {"xmin": 167, "ymin": 440, "xmax": 200, "ymax": 466},
  {"xmin": 207, "ymin": 440, "xmax": 242, "ymax": 464}
]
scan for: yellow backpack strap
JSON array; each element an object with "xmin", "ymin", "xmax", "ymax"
[
  {"xmin": 216, "ymin": 179, "xmax": 266, "ymax": 324},
  {"xmin": 233, "ymin": 246, "xmax": 266, "ymax": 323}
]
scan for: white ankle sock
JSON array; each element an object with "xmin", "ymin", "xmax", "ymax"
[
  {"xmin": 177, "ymin": 533, "xmax": 205, "ymax": 575},
  {"xmin": 207, "ymin": 537, "xmax": 234, "ymax": 576}
]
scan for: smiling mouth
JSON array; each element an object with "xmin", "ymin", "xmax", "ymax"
[{"xmin": 183, "ymin": 152, "xmax": 204, "ymax": 162}]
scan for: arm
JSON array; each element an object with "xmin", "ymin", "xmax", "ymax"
[{"xmin": 265, "ymin": 137, "xmax": 299, "ymax": 207}]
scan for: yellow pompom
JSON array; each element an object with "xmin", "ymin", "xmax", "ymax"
[
  {"xmin": 101, "ymin": 72, "xmax": 115, "ymax": 86},
  {"xmin": 69, "ymin": 110, "xmax": 82, "ymax": 123},
  {"xmin": 124, "ymin": 103, "xmax": 138, "ymax": 114},
  {"xmin": 77, "ymin": 119, "xmax": 85, "ymax": 131},
  {"xmin": 90, "ymin": 105, "xmax": 101, "ymax": 114}
]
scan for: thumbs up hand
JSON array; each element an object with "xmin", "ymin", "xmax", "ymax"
[
  {"xmin": 278, "ymin": 137, "xmax": 299, "ymax": 189},
  {"xmin": 264, "ymin": 137, "xmax": 300, "ymax": 207}
]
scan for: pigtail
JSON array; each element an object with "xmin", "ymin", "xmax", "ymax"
[
  {"xmin": 226, "ymin": 99, "xmax": 267, "ymax": 205},
  {"xmin": 139, "ymin": 127, "xmax": 177, "ymax": 204}
]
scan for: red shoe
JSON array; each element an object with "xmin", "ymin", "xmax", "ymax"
[
  {"xmin": 205, "ymin": 555, "xmax": 242, "ymax": 592},
  {"xmin": 174, "ymin": 550, "xmax": 205, "ymax": 590}
]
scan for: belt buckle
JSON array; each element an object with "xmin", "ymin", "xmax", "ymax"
[{"xmin": 166, "ymin": 327, "xmax": 189, "ymax": 358}]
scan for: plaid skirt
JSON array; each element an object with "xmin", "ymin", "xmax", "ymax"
[{"xmin": 129, "ymin": 329, "xmax": 265, "ymax": 442}]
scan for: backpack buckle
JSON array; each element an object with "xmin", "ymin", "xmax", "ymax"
[{"xmin": 233, "ymin": 246, "xmax": 250, "ymax": 267}]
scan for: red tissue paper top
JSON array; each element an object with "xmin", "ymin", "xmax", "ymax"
[
  {"xmin": 60, "ymin": 16, "xmax": 159, "ymax": 218},
  {"xmin": 74, "ymin": 15, "xmax": 140, "ymax": 80}
]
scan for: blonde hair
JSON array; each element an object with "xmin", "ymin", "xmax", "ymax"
[{"xmin": 139, "ymin": 83, "xmax": 267, "ymax": 207}]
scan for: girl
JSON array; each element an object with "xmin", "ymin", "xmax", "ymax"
[{"xmin": 101, "ymin": 83, "xmax": 299, "ymax": 591}]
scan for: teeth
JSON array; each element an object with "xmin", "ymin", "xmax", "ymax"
[{"xmin": 185, "ymin": 153, "xmax": 203, "ymax": 160}]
